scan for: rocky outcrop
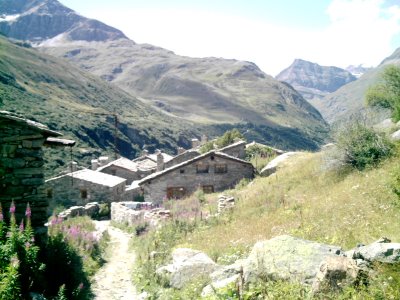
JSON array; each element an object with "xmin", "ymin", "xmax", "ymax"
[
  {"xmin": 312, "ymin": 256, "xmax": 361, "ymax": 294},
  {"xmin": 156, "ymin": 248, "xmax": 218, "ymax": 289},
  {"xmin": 348, "ymin": 238, "xmax": 400, "ymax": 264},
  {"xmin": 58, "ymin": 202, "xmax": 100, "ymax": 220},
  {"xmin": 276, "ymin": 59, "xmax": 357, "ymax": 101},
  {"xmin": 391, "ymin": 129, "xmax": 400, "ymax": 141},
  {"xmin": 243, "ymin": 235, "xmax": 343, "ymax": 285},
  {"xmin": 260, "ymin": 152, "xmax": 301, "ymax": 177},
  {"xmin": 217, "ymin": 195, "xmax": 235, "ymax": 215}
]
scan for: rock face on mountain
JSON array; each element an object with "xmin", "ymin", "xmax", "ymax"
[
  {"xmin": 0, "ymin": 0, "xmax": 127, "ymax": 42},
  {"xmin": 346, "ymin": 65, "xmax": 372, "ymax": 78},
  {"xmin": 276, "ymin": 59, "xmax": 357, "ymax": 102},
  {"xmin": 0, "ymin": 0, "xmax": 329, "ymax": 150},
  {"xmin": 313, "ymin": 48, "xmax": 400, "ymax": 123}
]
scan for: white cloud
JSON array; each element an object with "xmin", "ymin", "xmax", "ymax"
[{"xmin": 86, "ymin": 0, "xmax": 400, "ymax": 76}]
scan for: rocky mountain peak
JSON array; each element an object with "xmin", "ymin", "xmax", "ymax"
[
  {"xmin": 276, "ymin": 59, "xmax": 357, "ymax": 101},
  {"xmin": 0, "ymin": 0, "xmax": 128, "ymax": 42}
]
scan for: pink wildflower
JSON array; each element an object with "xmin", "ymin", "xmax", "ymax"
[
  {"xmin": 0, "ymin": 203, "xmax": 3, "ymax": 222},
  {"xmin": 9, "ymin": 201, "xmax": 15, "ymax": 214},
  {"xmin": 25, "ymin": 203, "xmax": 31, "ymax": 218},
  {"xmin": 19, "ymin": 220, "xmax": 24, "ymax": 232}
]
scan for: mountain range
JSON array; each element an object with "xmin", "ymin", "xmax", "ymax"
[
  {"xmin": 0, "ymin": 0, "xmax": 330, "ymax": 152},
  {"xmin": 276, "ymin": 59, "xmax": 357, "ymax": 104}
]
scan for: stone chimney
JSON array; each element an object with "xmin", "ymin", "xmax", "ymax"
[
  {"xmin": 177, "ymin": 147, "xmax": 185, "ymax": 155},
  {"xmin": 70, "ymin": 161, "xmax": 78, "ymax": 172},
  {"xmin": 91, "ymin": 159, "xmax": 99, "ymax": 171},
  {"xmin": 201, "ymin": 134, "xmax": 208, "ymax": 145},
  {"xmin": 142, "ymin": 149, "xmax": 149, "ymax": 157},
  {"xmin": 156, "ymin": 151, "xmax": 164, "ymax": 172},
  {"xmin": 191, "ymin": 138, "xmax": 200, "ymax": 149}
]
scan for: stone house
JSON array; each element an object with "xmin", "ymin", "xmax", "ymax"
[
  {"xmin": 0, "ymin": 111, "xmax": 64, "ymax": 227},
  {"xmin": 218, "ymin": 140, "xmax": 246, "ymax": 159},
  {"xmin": 45, "ymin": 169, "xmax": 127, "ymax": 214},
  {"xmin": 138, "ymin": 151, "xmax": 254, "ymax": 205},
  {"xmin": 164, "ymin": 149, "xmax": 200, "ymax": 169},
  {"xmin": 96, "ymin": 156, "xmax": 142, "ymax": 184}
]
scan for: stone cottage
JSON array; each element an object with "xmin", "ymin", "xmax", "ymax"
[
  {"xmin": 96, "ymin": 156, "xmax": 142, "ymax": 184},
  {"xmin": 138, "ymin": 151, "xmax": 254, "ymax": 205},
  {"xmin": 0, "ymin": 111, "xmax": 63, "ymax": 227},
  {"xmin": 218, "ymin": 140, "xmax": 247, "ymax": 159},
  {"xmin": 45, "ymin": 169, "xmax": 127, "ymax": 214}
]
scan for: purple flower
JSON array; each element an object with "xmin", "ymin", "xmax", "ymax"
[
  {"xmin": 25, "ymin": 203, "xmax": 31, "ymax": 218},
  {"xmin": 78, "ymin": 283, "xmax": 84, "ymax": 290},
  {"xmin": 9, "ymin": 201, "xmax": 15, "ymax": 214},
  {"xmin": 19, "ymin": 220, "xmax": 24, "ymax": 232},
  {"xmin": 0, "ymin": 203, "xmax": 3, "ymax": 222},
  {"xmin": 25, "ymin": 242, "xmax": 31, "ymax": 249}
]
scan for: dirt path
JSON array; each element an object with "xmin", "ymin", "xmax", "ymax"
[{"xmin": 92, "ymin": 221, "xmax": 141, "ymax": 300}]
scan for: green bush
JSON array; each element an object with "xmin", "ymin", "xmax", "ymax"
[{"xmin": 334, "ymin": 121, "xmax": 393, "ymax": 170}]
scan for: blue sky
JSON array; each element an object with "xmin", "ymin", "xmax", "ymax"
[{"xmin": 60, "ymin": 0, "xmax": 400, "ymax": 75}]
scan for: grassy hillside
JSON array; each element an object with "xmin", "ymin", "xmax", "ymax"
[
  {"xmin": 39, "ymin": 39, "xmax": 329, "ymax": 148},
  {"xmin": 0, "ymin": 35, "xmax": 201, "ymax": 176},
  {"xmin": 312, "ymin": 48, "xmax": 400, "ymax": 123},
  {"xmin": 132, "ymin": 143, "xmax": 400, "ymax": 298}
]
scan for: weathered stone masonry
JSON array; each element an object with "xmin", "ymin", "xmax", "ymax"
[{"xmin": 0, "ymin": 111, "xmax": 61, "ymax": 227}]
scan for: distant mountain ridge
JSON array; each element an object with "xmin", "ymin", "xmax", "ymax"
[
  {"xmin": 312, "ymin": 48, "xmax": 400, "ymax": 123},
  {"xmin": 0, "ymin": 0, "xmax": 127, "ymax": 42},
  {"xmin": 0, "ymin": 0, "xmax": 330, "ymax": 150},
  {"xmin": 276, "ymin": 59, "xmax": 357, "ymax": 102}
]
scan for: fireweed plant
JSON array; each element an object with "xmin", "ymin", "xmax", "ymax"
[{"xmin": 0, "ymin": 202, "xmax": 43, "ymax": 300}]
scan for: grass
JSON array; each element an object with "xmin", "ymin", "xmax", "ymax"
[{"xmin": 131, "ymin": 144, "xmax": 400, "ymax": 298}]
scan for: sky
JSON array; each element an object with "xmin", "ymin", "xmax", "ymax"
[{"xmin": 59, "ymin": 0, "xmax": 400, "ymax": 76}]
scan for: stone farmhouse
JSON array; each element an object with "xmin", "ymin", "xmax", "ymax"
[
  {"xmin": 45, "ymin": 169, "xmax": 127, "ymax": 214},
  {"xmin": 138, "ymin": 151, "xmax": 254, "ymax": 205},
  {"xmin": 96, "ymin": 157, "xmax": 142, "ymax": 184},
  {"xmin": 0, "ymin": 110, "xmax": 73, "ymax": 227},
  {"xmin": 218, "ymin": 140, "xmax": 246, "ymax": 159}
]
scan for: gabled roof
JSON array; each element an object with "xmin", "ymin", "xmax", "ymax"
[
  {"xmin": 97, "ymin": 157, "xmax": 138, "ymax": 173},
  {"xmin": 46, "ymin": 169, "xmax": 126, "ymax": 187},
  {"xmin": 0, "ymin": 110, "xmax": 61, "ymax": 137},
  {"xmin": 138, "ymin": 151, "xmax": 253, "ymax": 185}
]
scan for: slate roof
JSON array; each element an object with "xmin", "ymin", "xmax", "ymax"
[
  {"xmin": 138, "ymin": 151, "xmax": 253, "ymax": 184},
  {"xmin": 97, "ymin": 157, "xmax": 138, "ymax": 173},
  {"xmin": 0, "ymin": 110, "xmax": 61, "ymax": 137},
  {"xmin": 218, "ymin": 140, "xmax": 246, "ymax": 152},
  {"xmin": 47, "ymin": 169, "xmax": 126, "ymax": 187}
]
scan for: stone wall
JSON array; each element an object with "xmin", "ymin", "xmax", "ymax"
[
  {"xmin": 0, "ymin": 120, "xmax": 48, "ymax": 227},
  {"xmin": 220, "ymin": 143, "xmax": 246, "ymax": 159},
  {"xmin": 141, "ymin": 155, "xmax": 254, "ymax": 205},
  {"xmin": 45, "ymin": 175, "xmax": 126, "ymax": 215},
  {"xmin": 111, "ymin": 202, "xmax": 154, "ymax": 225}
]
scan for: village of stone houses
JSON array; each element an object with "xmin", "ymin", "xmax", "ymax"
[{"xmin": 1, "ymin": 0, "xmax": 400, "ymax": 299}]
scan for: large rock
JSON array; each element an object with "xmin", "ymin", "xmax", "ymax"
[
  {"xmin": 391, "ymin": 129, "xmax": 400, "ymax": 141},
  {"xmin": 244, "ymin": 235, "xmax": 343, "ymax": 285},
  {"xmin": 312, "ymin": 256, "xmax": 360, "ymax": 294},
  {"xmin": 156, "ymin": 248, "xmax": 218, "ymax": 289},
  {"xmin": 201, "ymin": 259, "xmax": 246, "ymax": 297},
  {"xmin": 260, "ymin": 152, "xmax": 300, "ymax": 177},
  {"xmin": 351, "ymin": 238, "xmax": 400, "ymax": 263}
]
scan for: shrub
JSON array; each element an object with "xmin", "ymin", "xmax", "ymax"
[
  {"xmin": 334, "ymin": 121, "xmax": 393, "ymax": 170},
  {"xmin": 0, "ymin": 202, "xmax": 44, "ymax": 299}
]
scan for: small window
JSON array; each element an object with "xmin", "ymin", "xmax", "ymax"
[
  {"xmin": 167, "ymin": 187, "xmax": 186, "ymax": 199},
  {"xmin": 80, "ymin": 189, "xmax": 88, "ymax": 199},
  {"xmin": 215, "ymin": 164, "xmax": 228, "ymax": 174},
  {"xmin": 196, "ymin": 164, "xmax": 209, "ymax": 174},
  {"xmin": 210, "ymin": 155, "xmax": 215, "ymax": 160},
  {"xmin": 180, "ymin": 169, "xmax": 185, "ymax": 174},
  {"xmin": 202, "ymin": 185, "xmax": 214, "ymax": 194},
  {"xmin": 47, "ymin": 189, "xmax": 53, "ymax": 198}
]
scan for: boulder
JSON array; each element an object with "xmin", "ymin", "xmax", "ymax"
[
  {"xmin": 201, "ymin": 259, "xmax": 246, "ymax": 297},
  {"xmin": 156, "ymin": 248, "xmax": 218, "ymax": 289},
  {"xmin": 260, "ymin": 152, "xmax": 301, "ymax": 177},
  {"xmin": 312, "ymin": 256, "xmax": 360, "ymax": 294},
  {"xmin": 244, "ymin": 235, "xmax": 343, "ymax": 285},
  {"xmin": 351, "ymin": 238, "xmax": 400, "ymax": 263},
  {"xmin": 84, "ymin": 202, "xmax": 100, "ymax": 217},
  {"xmin": 391, "ymin": 129, "xmax": 400, "ymax": 141}
]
